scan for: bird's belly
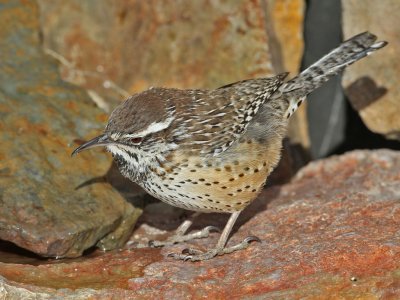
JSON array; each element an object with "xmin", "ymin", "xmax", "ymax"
[{"xmin": 142, "ymin": 140, "xmax": 281, "ymax": 213}]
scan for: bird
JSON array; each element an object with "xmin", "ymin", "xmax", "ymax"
[{"xmin": 72, "ymin": 32, "xmax": 387, "ymax": 261}]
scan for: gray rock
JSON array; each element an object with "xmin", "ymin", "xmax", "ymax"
[{"xmin": 0, "ymin": 1, "xmax": 140, "ymax": 258}]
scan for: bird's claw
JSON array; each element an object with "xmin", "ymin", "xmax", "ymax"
[
  {"xmin": 148, "ymin": 225, "xmax": 221, "ymax": 248},
  {"xmin": 243, "ymin": 235, "xmax": 261, "ymax": 244},
  {"xmin": 182, "ymin": 247, "xmax": 203, "ymax": 255},
  {"xmin": 167, "ymin": 235, "xmax": 261, "ymax": 261}
]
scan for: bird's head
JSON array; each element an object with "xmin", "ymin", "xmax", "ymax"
[{"xmin": 72, "ymin": 88, "xmax": 180, "ymax": 180}]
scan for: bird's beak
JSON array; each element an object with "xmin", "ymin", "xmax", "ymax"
[{"xmin": 71, "ymin": 134, "xmax": 112, "ymax": 157}]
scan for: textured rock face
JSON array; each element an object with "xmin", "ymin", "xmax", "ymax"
[
  {"xmin": 0, "ymin": 1, "xmax": 140, "ymax": 258},
  {"xmin": 342, "ymin": 0, "xmax": 400, "ymax": 140},
  {"xmin": 0, "ymin": 150, "xmax": 399, "ymax": 298},
  {"xmin": 37, "ymin": 0, "xmax": 303, "ymax": 94}
]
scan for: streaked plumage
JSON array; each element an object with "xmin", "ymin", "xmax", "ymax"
[{"xmin": 73, "ymin": 32, "xmax": 387, "ymax": 261}]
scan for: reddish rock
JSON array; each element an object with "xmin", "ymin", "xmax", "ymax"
[{"xmin": 0, "ymin": 149, "xmax": 399, "ymax": 298}]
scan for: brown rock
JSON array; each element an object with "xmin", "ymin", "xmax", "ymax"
[
  {"xmin": 0, "ymin": 1, "xmax": 140, "ymax": 258},
  {"xmin": 38, "ymin": 0, "xmax": 304, "ymax": 92},
  {"xmin": 342, "ymin": 0, "xmax": 400, "ymax": 140},
  {"xmin": 37, "ymin": 1, "xmax": 275, "ymax": 100},
  {"xmin": 0, "ymin": 149, "xmax": 399, "ymax": 298}
]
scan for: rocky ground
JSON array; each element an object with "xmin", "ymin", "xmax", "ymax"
[{"xmin": 1, "ymin": 150, "xmax": 400, "ymax": 299}]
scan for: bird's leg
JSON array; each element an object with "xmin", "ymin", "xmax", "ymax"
[
  {"xmin": 149, "ymin": 212, "xmax": 220, "ymax": 247},
  {"xmin": 168, "ymin": 211, "xmax": 260, "ymax": 261}
]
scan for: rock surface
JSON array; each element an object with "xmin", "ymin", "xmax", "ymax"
[
  {"xmin": 0, "ymin": 1, "xmax": 140, "ymax": 258},
  {"xmin": 37, "ymin": 0, "xmax": 303, "ymax": 95},
  {"xmin": 0, "ymin": 149, "xmax": 399, "ymax": 298},
  {"xmin": 342, "ymin": 0, "xmax": 400, "ymax": 140}
]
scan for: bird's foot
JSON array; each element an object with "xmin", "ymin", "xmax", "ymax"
[
  {"xmin": 167, "ymin": 236, "xmax": 261, "ymax": 262},
  {"xmin": 149, "ymin": 226, "xmax": 220, "ymax": 248}
]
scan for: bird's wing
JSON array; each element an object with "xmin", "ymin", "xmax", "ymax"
[{"xmin": 177, "ymin": 73, "xmax": 288, "ymax": 156}]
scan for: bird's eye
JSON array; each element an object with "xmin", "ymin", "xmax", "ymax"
[{"xmin": 130, "ymin": 137, "xmax": 143, "ymax": 144}]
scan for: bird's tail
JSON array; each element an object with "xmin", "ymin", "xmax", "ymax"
[{"xmin": 281, "ymin": 32, "xmax": 387, "ymax": 118}]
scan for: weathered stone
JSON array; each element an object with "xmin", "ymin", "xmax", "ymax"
[
  {"xmin": 0, "ymin": 1, "xmax": 140, "ymax": 258},
  {"xmin": 38, "ymin": 0, "xmax": 305, "ymax": 91},
  {"xmin": 0, "ymin": 149, "xmax": 399, "ymax": 298},
  {"xmin": 342, "ymin": 0, "xmax": 400, "ymax": 140}
]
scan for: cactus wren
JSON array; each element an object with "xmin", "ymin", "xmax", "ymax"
[{"xmin": 73, "ymin": 32, "xmax": 386, "ymax": 261}]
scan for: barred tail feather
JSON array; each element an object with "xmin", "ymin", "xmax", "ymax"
[{"xmin": 282, "ymin": 32, "xmax": 387, "ymax": 118}]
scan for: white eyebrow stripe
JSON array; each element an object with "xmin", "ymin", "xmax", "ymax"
[
  {"xmin": 110, "ymin": 133, "xmax": 121, "ymax": 140},
  {"xmin": 127, "ymin": 116, "xmax": 175, "ymax": 137}
]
